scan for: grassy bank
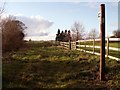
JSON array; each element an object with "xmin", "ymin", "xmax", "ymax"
[{"xmin": 2, "ymin": 41, "xmax": 120, "ymax": 88}]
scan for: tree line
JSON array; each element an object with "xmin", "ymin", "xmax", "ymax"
[
  {"xmin": 56, "ymin": 29, "xmax": 71, "ymax": 42},
  {"xmin": 55, "ymin": 22, "xmax": 99, "ymax": 42},
  {"xmin": 55, "ymin": 21, "xmax": 120, "ymax": 42},
  {"xmin": 110, "ymin": 30, "xmax": 120, "ymax": 38}
]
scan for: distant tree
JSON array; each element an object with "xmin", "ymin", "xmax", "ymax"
[
  {"xmin": 2, "ymin": 17, "xmax": 27, "ymax": 52},
  {"xmin": 63, "ymin": 30, "xmax": 68, "ymax": 42},
  {"xmin": 29, "ymin": 39, "xmax": 32, "ymax": 42},
  {"xmin": 112, "ymin": 30, "xmax": 120, "ymax": 38},
  {"xmin": 71, "ymin": 21, "xmax": 85, "ymax": 41},
  {"xmin": 55, "ymin": 29, "xmax": 71, "ymax": 42},
  {"xmin": 65, "ymin": 30, "xmax": 67, "ymax": 34},
  {"xmin": 57, "ymin": 29, "xmax": 60, "ymax": 35},
  {"xmin": 60, "ymin": 31, "xmax": 65, "ymax": 41},
  {"xmin": 56, "ymin": 29, "xmax": 61, "ymax": 41},
  {"xmin": 66, "ymin": 30, "xmax": 71, "ymax": 41},
  {"xmin": 0, "ymin": 2, "xmax": 5, "ymax": 37},
  {"xmin": 88, "ymin": 28, "xmax": 99, "ymax": 39}
]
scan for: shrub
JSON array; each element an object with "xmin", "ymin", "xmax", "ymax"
[{"xmin": 1, "ymin": 17, "xmax": 27, "ymax": 52}]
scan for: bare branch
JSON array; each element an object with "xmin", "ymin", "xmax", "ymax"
[
  {"xmin": 71, "ymin": 21, "xmax": 85, "ymax": 40},
  {"xmin": 88, "ymin": 28, "xmax": 99, "ymax": 39},
  {"xmin": 0, "ymin": 1, "xmax": 6, "ymax": 16}
]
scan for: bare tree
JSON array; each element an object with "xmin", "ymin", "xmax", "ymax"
[
  {"xmin": 112, "ymin": 30, "xmax": 120, "ymax": 38},
  {"xmin": 88, "ymin": 28, "xmax": 99, "ymax": 39},
  {"xmin": 0, "ymin": 1, "xmax": 5, "ymax": 35},
  {"xmin": 0, "ymin": 1, "xmax": 5, "ymax": 53},
  {"xmin": 0, "ymin": 1, "xmax": 5, "ymax": 18},
  {"xmin": 71, "ymin": 21, "xmax": 85, "ymax": 41}
]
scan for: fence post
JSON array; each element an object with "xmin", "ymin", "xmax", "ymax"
[
  {"xmin": 93, "ymin": 38, "xmax": 95, "ymax": 54},
  {"xmin": 100, "ymin": 4, "xmax": 105, "ymax": 81},
  {"xmin": 79, "ymin": 41, "xmax": 81, "ymax": 51},
  {"xmin": 76, "ymin": 41, "xmax": 78, "ymax": 50},
  {"xmin": 106, "ymin": 37, "xmax": 109, "ymax": 57},
  {"xmin": 61, "ymin": 42, "xmax": 63, "ymax": 49},
  {"xmin": 69, "ymin": 40, "xmax": 71, "ymax": 50},
  {"xmin": 85, "ymin": 40, "xmax": 86, "ymax": 52},
  {"xmin": 63, "ymin": 42, "xmax": 64, "ymax": 49},
  {"xmin": 58, "ymin": 41, "xmax": 60, "ymax": 46},
  {"xmin": 74, "ymin": 41, "xmax": 76, "ymax": 50}
]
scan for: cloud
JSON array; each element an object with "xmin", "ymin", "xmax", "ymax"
[
  {"xmin": 24, "ymin": 34, "xmax": 55, "ymax": 41},
  {"xmin": 14, "ymin": 15, "xmax": 53, "ymax": 37},
  {"xmin": 110, "ymin": 22, "xmax": 118, "ymax": 26},
  {"xmin": 110, "ymin": 2, "xmax": 118, "ymax": 7},
  {"xmin": 6, "ymin": 0, "xmax": 120, "ymax": 2},
  {"xmin": 29, "ymin": 32, "xmax": 49, "ymax": 36},
  {"xmin": 1, "ymin": 14, "xmax": 54, "ymax": 37},
  {"xmin": 83, "ymin": 2, "xmax": 118, "ymax": 9},
  {"xmin": 86, "ymin": 2, "xmax": 99, "ymax": 8}
]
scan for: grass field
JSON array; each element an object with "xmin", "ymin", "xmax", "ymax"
[
  {"xmin": 80, "ymin": 41, "xmax": 119, "ymax": 48},
  {"xmin": 78, "ymin": 41, "xmax": 120, "ymax": 59},
  {"xmin": 80, "ymin": 47, "xmax": 120, "ymax": 58},
  {"xmin": 2, "ymin": 41, "xmax": 120, "ymax": 88}
]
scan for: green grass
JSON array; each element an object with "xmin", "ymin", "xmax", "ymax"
[
  {"xmin": 109, "ymin": 42, "xmax": 119, "ymax": 48},
  {"xmin": 78, "ymin": 41, "xmax": 120, "ymax": 59},
  {"xmin": 80, "ymin": 46, "xmax": 120, "ymax": 58},
  {"xmin": 80, "ymin": 41, "xmax": 119, "ymax": 48},
  {"xmin": 2, "ymin": 41, "xmax": 120, "ymax": 88}
]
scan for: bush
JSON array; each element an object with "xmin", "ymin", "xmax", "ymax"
[{"xmin": 1, "ymin": 17, "xmax": 27, "ymax": 52}]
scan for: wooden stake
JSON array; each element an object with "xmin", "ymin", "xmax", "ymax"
[
  {"xmin": 69, "ymin": 40, "xmax": 71, "ymax": 50},
  {"xmin": 93, "ymin": 38, "xmax": 95, "ymax": 54},
  {"xmin": 100, "ymin": 4, "xmax": 105, "ymax": 81},
  {"xmin": 85, "ymin": 41, "xmax": 86, "ymax": 53},
  {"xmin": 107, "ymin": 37, "xmax": 109, "ymax": 57}
]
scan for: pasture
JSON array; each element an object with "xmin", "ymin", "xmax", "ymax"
[
  {"xmin": 80, "ymin": 41, "xmax": 119, "ymax": 48},
  {"xmin": 2, "ymin": 41, "xmax": 120, "ymax": 88},
  {"xmin": 60, "ymin": 39, "xmax": 120, "ymax": 60}
]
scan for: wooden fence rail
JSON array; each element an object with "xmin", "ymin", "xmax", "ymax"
[{"xmin": 60, "ymin": 38, "xmax": 120, "ymax": 61}]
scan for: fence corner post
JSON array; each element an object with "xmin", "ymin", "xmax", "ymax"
[
  {"xmin": 100, "ymin": 4, "xmax": 105, "ymax": 81},
  {"xmin": 76, "ymin": 40, "xmax": 78, "ymax": 50}
]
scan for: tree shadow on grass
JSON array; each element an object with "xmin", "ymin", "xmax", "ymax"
[
  {"xmin": 2, "ymin": 45, "xmax": 120, "ymax": 88},
  {"xmin": 3, "ymin": 58, "xmax": 101, "ymax": 88}
]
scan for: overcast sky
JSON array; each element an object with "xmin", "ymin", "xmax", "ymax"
[{"xmin": 1, "ymin": 0, "xmax": 119, "ymax": 41}]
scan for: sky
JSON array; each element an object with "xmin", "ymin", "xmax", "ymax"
[{"xmin": 0, "ymin": 0, "xmax": 119, "ymax": 41}]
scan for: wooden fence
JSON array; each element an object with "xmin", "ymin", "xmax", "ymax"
[
  {"xmin": 60, "ymin": 41, "xmax": 76, "ymax": 50},
  {"xmin": 60, "ymin": 38, "xmax": 120, "ymax": 61}
]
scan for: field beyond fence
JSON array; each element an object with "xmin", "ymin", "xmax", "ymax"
[{"xmin": 60, "ymin": 38, "xmax": 120, "ymax": 61}]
